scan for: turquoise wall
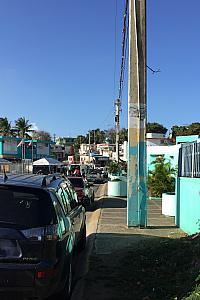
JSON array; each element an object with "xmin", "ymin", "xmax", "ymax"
[
  {"xmin": 177, "ymin": 177, "xmax": 200, "ymax": 234},
  {"xmin": 176, "ymin": 135, "xmax": 199, "ymax": 144},
  {"xmin": 0, "ymin": 139, "xmax": 3, "ymax": 155}
]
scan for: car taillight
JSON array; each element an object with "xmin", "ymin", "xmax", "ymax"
[
  {"xmin": 77, "ymin": 190, "xmax": 84, "ymax": 197},
  {"xmin": 21, "ymin": 225, "xmax": 59, "ymax": 241},
  {"xmin": 36, "ymin": 268, "xmax": 57, "ymax": 279}
]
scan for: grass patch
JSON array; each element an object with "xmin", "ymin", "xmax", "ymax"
[{"xmin": 84, "ymin": 237, "xmax": 200, "ymax": 300}]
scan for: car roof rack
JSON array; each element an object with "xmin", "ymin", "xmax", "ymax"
[
  {"xmin": 41, "ymin": 174, "xmax": 58, "ymax": 187},
  {"xmin": 3, "ymin": 168, "xmax": 8, "ymax": 183}
]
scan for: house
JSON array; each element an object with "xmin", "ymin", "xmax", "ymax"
[
  {"xmin": 51, "ymin": 144, "xmax": 74, "ymax": 161},
  {"xmin": 0, "ymin": 136, "xmax": 53, "ymax": 161}
]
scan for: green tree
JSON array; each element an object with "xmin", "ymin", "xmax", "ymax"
[
  {"xmin": 0, "ymin": 117, "xmax": 11, "ymax": 136},
  {"xmin": 94, "ymin": 128, "xmax": 106, "ymax": 144},
  {"xmin": 147, "ymin": 122, "xmax": 168, "ymax": 134},
  {"xmin": 32, "ymin": 130, "xmax": 52, "ymax": 141},
  {"xmin": 15, "ymin": 117, "xmax": 32, "ymax": 138},
  {"xmin": 119, "ymin": 128, "xmax": 128, "ymax": 143},
  {"xmin": 108, "ymin": 161, "xmax": 120, "ymax": 175},
  {"xmin": 104, "ymin": 128, "xmax": 116, "ymax": 144},
  {"xmin": 171, "ymin": 122, "xmax": 200, "ymax": 137},
  {"xmin": 74, "ymin": 135, "xmax": 87, "ymax": 152},
  {"xmin": 148, "ymin": 156, "xmax": 176, "ymax": 198}
]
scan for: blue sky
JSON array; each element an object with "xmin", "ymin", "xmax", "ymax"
[{"xmin": 0, "ymin": 1, "xmax": 199, "ymax": 138}]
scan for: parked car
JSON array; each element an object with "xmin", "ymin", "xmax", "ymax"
[
  {"xmin": 86, "ymin": 169, "xmax": 107, "ymax": 184},
  {"xmin": 0, "ymin": 173, "xmax": 86, "ymax": 300},
  {"xmin": 67, "ymin": 176, "xmax": 95, "ymax": 206}
]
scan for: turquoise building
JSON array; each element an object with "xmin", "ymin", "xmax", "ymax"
[
  {"xmin": 176, "ymin": 139, "xmax": 200, "ymax": 234},
  {"xmin": 0, "ymin": 136, "xmax": 53, "ymax": 161}
]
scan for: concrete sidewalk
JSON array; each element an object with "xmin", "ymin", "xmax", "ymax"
[
  {"xmin": 72, "ymin": 185, "xmax": 185, "ymax": 300},
  {"xmin": 93, "ymin": 196, "xmax": 183, "ymax": 255}
]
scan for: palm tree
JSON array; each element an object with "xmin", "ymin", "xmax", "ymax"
[
  {"xmin": 0, "ymin": 117, "xmax": 11, "ymax": 136},
  {"xmin": 15, "ymin": 117, "xmax": 32, "ymax": 138}
]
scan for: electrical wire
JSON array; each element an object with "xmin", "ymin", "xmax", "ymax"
[
  {"xmin": 120, "ymin": 9, "xmax": 129, "ymax": 106},
  {"xmin": 113, "ymin": 0, "xmax": 118, "ymax": 101},
  {"xmin": 118, "ymin": 0, "xmax": 129, "ymax": 102}
]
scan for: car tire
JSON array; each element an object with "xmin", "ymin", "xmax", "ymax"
[{"xmin": 77, "ymin": 223, "xmax": 86, "ymax": 252}]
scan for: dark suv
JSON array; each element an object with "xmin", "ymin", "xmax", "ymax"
[{"xmin": 0, "ymin": 174, "xmax": 86, "ymax": 300}]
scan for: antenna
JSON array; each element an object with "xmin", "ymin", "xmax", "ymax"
[
  {"xmin": 50, "ymin": 175, "xmax": 57, "ymax": 182},
  {"xmin": 41, "ymin": 177, "xmax": 47, "ymax": 187},
  {"xmin": 3, "ymin": 167, "xmax": 8, "ymax": 182}
]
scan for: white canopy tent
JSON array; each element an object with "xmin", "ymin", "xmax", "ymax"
[
  {"xmin": 32, "ymin": 157, "xmax": 63, "ymax": 175},
  {"xmin": 33, "ymin": 157, "xmax": 63, "ymax": 166},
  {"xmin": 0, "ymin": 158, "xmax": 12, "ymax": 165}
]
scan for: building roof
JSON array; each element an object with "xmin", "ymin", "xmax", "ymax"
[{"xmin": 0, "ymin": 158, "xmax": 12, "ymax": 164}]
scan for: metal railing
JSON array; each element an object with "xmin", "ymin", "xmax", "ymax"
[
  {"xmin": 178, "ymin": 142, "xmax": 200, "ymax": 178},
  {"xmin": 10, "ymin": 161, "xmax": 33, "ymax": 174}
]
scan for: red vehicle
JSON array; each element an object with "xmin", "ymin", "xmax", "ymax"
[{"xmin": 67, "ymin": 176, "xmax": 94, "ymax": 206}]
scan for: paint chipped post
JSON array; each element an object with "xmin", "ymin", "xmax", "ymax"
[{"xmin": 127, "ymin": 0, "xmax": 147, "ymax": 227}]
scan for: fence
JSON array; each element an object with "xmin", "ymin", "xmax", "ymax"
[
  {"xmin": 10, "ymin": 161, "xmax": 33, "ymax": 174},
  {"xmin": 178, "ymin": 142, "xmax": 200, "ymax": 178}
]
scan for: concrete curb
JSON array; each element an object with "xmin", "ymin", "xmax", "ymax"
[
  {"xmin": 95, "ymin": 183, "xmax": 107, "ymax": 198},
  {"xmin": 71, "ymin": 186, "xmax": 104, "ymax": 300}
]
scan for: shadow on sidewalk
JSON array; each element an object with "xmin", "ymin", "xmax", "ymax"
[
  {"xmin": 97, "ymin": 197, "xmax": 127, "ymax": 209},
  {"xmin": 85, "ymin": 197, "xmax": 127, "ymax": 212},
  {"xmin": 80, "ymin": 232, "xmax": 200, "ymax": 300}
]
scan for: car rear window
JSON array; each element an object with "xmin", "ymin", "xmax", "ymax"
[
  {"xmin": 68, "ymin": 177, "xmax": 84, "ymax": 188},
  {"xmin": 0, "ymin": 186, "xmax": 56, "ymax": 228}
]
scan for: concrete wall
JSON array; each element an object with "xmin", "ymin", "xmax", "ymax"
[
  {"xmin": 176, "ymin": 177, "xmax": 200, "ymax": 234},
  {"xmin": 176, "ymin": 135, "xmax": 199, "ymax": 144}
]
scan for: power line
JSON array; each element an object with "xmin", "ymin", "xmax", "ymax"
[
  {"xmin": 113, "ymin": 0, "xmax": 118, "ymax": 100},
  {"xmin": 118, "ymin": 0, "xmax": 129, "ymax": 102},
  {"xmin": 146, "ymin": 65, "xmax": 161, "ymax": 74},
  {"xmin": 120, "ymin": 9, "xmax": 129, "ymax": 106}
]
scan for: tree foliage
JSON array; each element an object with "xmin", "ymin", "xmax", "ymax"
[
  {"xmin": 32, "ymin": 130, "xmax": 52, "ymax": 141},
  {"xmin": 86, "ymin": 128, "xmax": 106, "ymax": 144},
  {"xmin": 171, "ymin": 123, "xmax": 200, "ymax": 137},
  {"xmin": 0, "ymin": 117, "xmax": 11, "ymax": 136},
  {"xmin": 148, "ymin": 156, "xmax": 176, "ymax": 198},
  {"xmin": 119, "ymin": 128, "xmax": 128, "ymax": 143},
  {"xmin": 147, "ymin": 122, "xmax": 168, "ymax": 134},
  {"xmin": 108, "ymin": 161, "xmax": 120, "ymax": 175},
  {"xmin": 15, "ymin": 117, "xmax": 32, "ymax": 138}
]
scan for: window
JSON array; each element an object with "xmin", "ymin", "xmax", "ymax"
[
  {"xmin": 57, "ymin": 187, "xmax": 70, "ymax": 214},
  {"xmin": 50, "ymin": 192, "xmax": 66, "ymax": 235},
  {"xmin": 68, "ymin": 177, "xmax": 84, "ymax": 188},
  {"xmin": 0, "ymin": 187, "xmax": 56, "ymax": 228},
  {"xmin": 62, "ymin": 182, "xmax": 78, "ymax": 210}
]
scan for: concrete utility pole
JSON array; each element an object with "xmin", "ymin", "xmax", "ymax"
[
  {"xmin": 89, "ymin": 131, "xmax": 91, "ymax": 163},
  {"xmin": 115, "ymin": 98, "xmax": 121, "ymax": 163},
  {"xmin": 93, "ymin": 130, "xmax": 96, "ymax": 146},
  {"xmin": 127, "ymin": 0, "xmax": 147, "ymax": 227}
]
